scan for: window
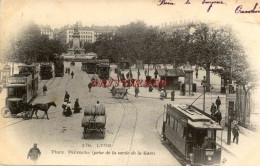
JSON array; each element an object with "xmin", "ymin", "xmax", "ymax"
[
  {"xmin": 177, "ymin": 123, "xmax": 184, "ymax": 137},
  {"xmin": 170, "ymin": 117, "xmax": 174, "ymax": 128},
  {"xmin": 174, "ymin": 120, "xmax": 178, "ymax": 132},
  {"xmin": 166, "ymin": 114, "xmax": 170, "ymax": 125}
]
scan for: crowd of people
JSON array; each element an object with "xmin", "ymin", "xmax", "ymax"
[
  {"xmin": 210, "ymin": 96, "xmax": 222, "ymax": 125},
  {"xmin": 62, "ymin": 91, "xmax": 82, "ymax": 117}
]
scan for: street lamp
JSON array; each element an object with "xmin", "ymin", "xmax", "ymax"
[{"xmin": 201, "ymin": 76, "xmax": 207, "ymax": 112}]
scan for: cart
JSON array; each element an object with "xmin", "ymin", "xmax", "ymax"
[
  {"xmin": 111, "ymin": 87, "xmax": 127, "ymax": 99},
  {"xmin": 82, "ymin": 105, "xmax": 106, "ymax": 139}
]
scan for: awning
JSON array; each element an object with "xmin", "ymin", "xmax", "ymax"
[{"xmin": 188, "ymin": 119, "xmax": 223, "ymax": 130}]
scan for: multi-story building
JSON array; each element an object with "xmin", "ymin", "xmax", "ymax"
[
  {"xmin": 56, "ymin": 23, "xmax": 118, "ymax": 45},
  {"xmin": 92, "ymin": 25, "xmax": 118, "ymax": 41},
  {"xmin": 39, "ymin": 25, "xmax": 54, "ymax": 39},
  {"xmin": 57, "ymin": 26, "xmax": 95, "ymax": 46}
]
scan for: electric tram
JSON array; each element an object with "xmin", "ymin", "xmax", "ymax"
[
  {"xmin": 40, "ymin": 63, "xmax": 53, "ymax": 80},
  {"xmin": 1, "ymin": 64, "xmax": 39, "ymax": 118},
  {"xmin": 82, "ymin": 59, "xmax": 99, "ymax": 74},
  {"xmin": 162, "ymin": 104, "xmax": 223, "ymax": 166},
  {"xmin": 54, "ymin": 56, "xmax": 64, "ymax": 77},
  {"xmin": 96, "ymin": 59, "xmax": 110, "ymax": 79}
]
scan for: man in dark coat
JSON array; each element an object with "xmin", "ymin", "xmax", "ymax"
[
  {"xmin": 27, "ymin": 143, "xmax": 41, "ymax": 163},
  {"xmin": 74, "ymin": 99, "xmax": 81, "ymax": 113},
  {"xmin": 171, "ymin": 89, "xmax": 175, "ymax": 101},
  {"xmin": 215, "ymin": 96, "xmax": 221, "ymax": 110},
  {"xmin": 64, "ymin": 91, "xmax": 70, "ymax": 102},
  {"xmin": 88, "ymin": 82, "xmax": 92, "ymax": 92},
  {"xmin": 71, "ymin": 71, "xmax": 74, "ymax": 79},
  {"xmin": 210, "ymin": 103, "xmax": 217, "ymax": 115},
  {"xmin": 214, "ymin": 110, "xmax": 222, "ymax": 125},
  {"xmin": 135, "ymin": 86, "xmax": 139, "ymax": 97},
  {"xmin": 154, "ymin": 69, "xmax": 158, "ymax": 79},
  {"xmin": 43, "ymin": 85, "xmax": 47, "ymax": 96},
  {"xmin": 232, "ymin": 124, "xmax": 240, "ymax": 144}
]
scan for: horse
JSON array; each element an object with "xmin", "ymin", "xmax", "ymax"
[{"xmin": 32, "ymin": 101, "xmax": 57, "ymax": 120}]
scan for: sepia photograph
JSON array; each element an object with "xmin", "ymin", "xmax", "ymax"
[{"xmin": 0, "ymin": 0, "xmax": 260, "ymax": 165}]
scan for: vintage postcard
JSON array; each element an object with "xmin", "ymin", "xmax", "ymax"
[{"xmin": 0, "ymin": 0, "xmax": 260, "ymax": 165}]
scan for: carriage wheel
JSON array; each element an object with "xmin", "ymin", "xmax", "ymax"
[
  {"xmin": 1, "ymin": 107, "xmax": 11, "ymax": 118},
  {"xmin": 22, "ymin": 111, "xmax": 32, "ymax": 120}
]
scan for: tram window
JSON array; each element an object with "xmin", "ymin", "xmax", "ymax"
[
  {"xmin": 166, "ymin": 114, "xmax": 170, "ymax": 125},
  {"xmin": 207, "ymin": 130, "xmax": 215, "ymax": 139},
  {"xmin": 177, "ymin": 123, "xmax": 185, "ymax": 137},
  {"xmin": 174, "ymin": 120, "xmax": 178, "ymax": 132},
  {"xmin": 170, "ymin": 117, "xmax": 174, "ymax": 129}
]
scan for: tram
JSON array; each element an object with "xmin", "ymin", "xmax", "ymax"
[
  {"xmin": 162, "ymin": 104, "xmax": 223, "ymax": 166},
  {"xmin": 54, "ymin": 56, "xmax": 64, "ymax": 77},
  {"xmin": 40, "ymin": 63, "xmax": 53, "ymax": 80},
  {"xmin": 82, "ymin": 59, "xmax": 99, "ymax": 74},
  {"xmin": 1, "ymin": 64, "xmax": 39, "ymax": 118},
  {"xmin": 96, "ymin": 59, "xmax": 110, "ymax": 79}
]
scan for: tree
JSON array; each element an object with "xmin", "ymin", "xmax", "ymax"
[
  {"xmin": 187, "ymin": 23, "xmax": 232, "ymax": 92},
  {"xmin": 7, "ymin": 22, "xmax": 66, "ymax": 63}
]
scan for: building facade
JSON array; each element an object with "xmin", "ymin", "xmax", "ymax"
[
  {"xmin": 39, "ymin": 25, "xmax": 54, "ymax": 39},
  {"xmin": 57, "ymin": 26, "xmax": 95, "ymax": 46}
]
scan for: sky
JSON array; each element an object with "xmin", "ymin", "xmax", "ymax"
[{"xmin": 0, "ymin": 0, "xmax": 260, "ymax": 71}]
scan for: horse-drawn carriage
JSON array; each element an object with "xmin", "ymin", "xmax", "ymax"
[
  {"xmin": 1, "ymin": 99, "xmax": 33, "ymax": 120},
  {"xmin": 111, "ymin": 87, "xmax": 128, "ymax": 99},
  {"xmin": 82, "ymin": 105, "xmax": 106, "ymax": 139}
]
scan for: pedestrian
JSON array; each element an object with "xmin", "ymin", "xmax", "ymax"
[
  {"xmin": 215, "ymin": 96, "xmax": 221, "ymax": 110},
  {"xmin": 62, "ymin": 101, "xmax": 67, "ymax": 112},
  {"xmin": 196, "ymin": 71, "xmax": 198, "ymax": 78},
  {"xmin": 144, "ymin": 69, "xmax": 147, "ymax": 76},
  {"xmin": 160, "ymin": 89, "xmax": 165, "ymax": 100},
  {"xmin": 74, "ymin": 98, "xmax": 81, "ymax": 114},
  {"xmin": 68, "ymin": 68, "xmax": 70, "ymax": 75},
  {"xmin": 232, "ymin": 123, "xmax": 240, "ymax": 144},
  {"xmin": 43, "ymin": 85, "xmax": 47, "ymax": 96},
  {"xmin": 171, "ymin": 89, "xmax": 175, "ymax": 101},
  {"xmin": 27, "ymin": 143, "xmax": 41, "ymax": 164},
  {"xmin": 64, "ymin": 91, "xmax": 70, "ymax": 102},
  {"xmin": 210, "ymin": 103, "xmax": 217, "ymax": 115},
  {"xmin": 135, "ymin": 86, "xmax": 139, "ymax": 98},
  {"xmin": 154, "ymin": 69, "xmax": 158, "ymax": 79},
  {"xmin": 149, "ymin": 85, "xmax": 153, "ymax": 92},
  {"xmin": 65, "ymin": 68, "xmax": 68, "ymax": 74},
  {"xmin": 214, "ymin": 110, "xmax": 222, "ymax": 125},
  {"xmin": 88, "ymin": 82, "xmax": 92, "ymax": 92},
  {"xmin": 96, "ymin": 101, "xmax": 100, "ymax": 108},
  {"xmin": 71, "ymin": 71, "xmax": 74, "ymax": 79},
  {"xmin": 65, "ymin": 102, "xmax": 72, "ymax": 117},
  {"xmin": 137, "ymin": 70, "xmax": 140, "ymax": 79}
]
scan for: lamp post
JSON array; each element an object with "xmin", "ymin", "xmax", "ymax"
[{"xmin": 201, "ymin": 76, "xmax": 207, "ymax": 112}]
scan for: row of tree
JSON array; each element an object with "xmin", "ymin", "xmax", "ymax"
[
  {"xmin": 7, "ymin": 22, "xmax": 66, "ymax": 63},
  {"xmin": 84, "ymin": 21, "xmax": 256, "ymax": 92}
]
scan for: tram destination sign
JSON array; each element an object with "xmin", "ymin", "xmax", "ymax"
[{"xmin": 7, "ymin": 77, "xmax": 27, "ymax": 84}]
